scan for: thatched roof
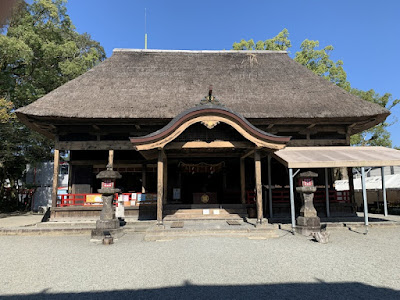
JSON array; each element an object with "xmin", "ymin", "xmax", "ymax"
[{"xmin": 16, "ymin": 49, "xmax": 389, "ymax": 122}]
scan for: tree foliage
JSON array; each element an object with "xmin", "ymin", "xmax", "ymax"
[
  {"xmin": 0, "ymin": 0, "xmax": 106, "ymax": 209},
  {"xmin": 0, "ymin": 0, "xmax": 106, "ymax": 107},
  {"xmin": 232, "ymin": 28, "xmax": 291, "ymax": 51},
  {"xmin": 294, "ymin": 40, "xmax": 350, "ymax": 91},
  {"xmin": 232, "ymin": 29, "xmax": 399, "ymax": 147},
  {"xmin": 349, "ymin": 89, "xmax": 399, "ymax": 147}
]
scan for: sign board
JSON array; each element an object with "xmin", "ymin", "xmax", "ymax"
[
  {"xmin": 302, "ymin": 178, "xmax": 314, "ymax": 187},
  {"xmin": 86, "ymin": 194, "xmax": 102, "ymax": 203}
]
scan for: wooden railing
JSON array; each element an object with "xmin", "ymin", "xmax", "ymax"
[
  {"xmin": 271, "ymin": 189, "xmax": 350, "ymax": 204},
  {"xmin": 314, "ymin": 190, "xmax": 351, "ymax": 203},
  {"xmin": 58, "ymin": 189, "xmax": 350, "ymax": 207},
  {"xmin": 57, "ymin": 193, "xmax": 158, "ymax": 207},
  {"xmin": 58, "ymin": 193, "xmax": 119, "ymax": 207}
]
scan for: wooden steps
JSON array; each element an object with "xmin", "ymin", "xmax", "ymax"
[{"xmin": 163, "ymin": 208, "xmax": 247, "ymax": 221}]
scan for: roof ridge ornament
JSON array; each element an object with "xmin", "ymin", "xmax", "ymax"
[{"xmin": 199, "ymin": 85, "xmax": 224, "ymax": 106}]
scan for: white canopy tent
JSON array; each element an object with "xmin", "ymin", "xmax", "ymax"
[
  {"xmin": 273, "ymin": 146, "xmax": 400, "ymax": 229},
  {"xmin": 336, "ymin": 174, "xmax": 400, "ymax": 191}
]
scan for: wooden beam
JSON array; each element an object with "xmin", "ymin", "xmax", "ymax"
[
  {"xmin": 254, "ymin": 150, "xmax": 263, "ymax": 223},
  {"xmin": 241, "ymin": 149, "xmax": 255, "ymax": 159},
  {"xmin": 240, "ymin": 157, "xmax": 246, "ymax": 205},
  {"xmin": 165, "ymin": 141, "xmax": 252, "ymax": 150},
  {"xmin": 248, "ymin": 117, "xmax": 369, "ymax": 126},
  {"xmin": 138, "ymin": 150, "xmax": 159, "ymax": 161},
  {"xmin": 166, "ymin": 152, "xmax": 244, "ymax": 158},
  {"xmin": 69, "ymin": 160, "xmax": 113, "ymax": 166},
  {"xmin": 261, "ymin": 125, "xmax": 348, "ymax": 133},
  {"xmin": 157, "ymin": 150, "xmax": 164, "ymax": 225},
  {"xmin": 56, "ymin": 141, "xmax": 133, "ymax": 150},
  {"xmin": 163, "ymin": 155, "xmax": 168, "ymax": 204},
  {"xmin": 51, "ymin": 149, "xmax": 60, "ymax": 208},
  {"xmin": 288, "ymin": 139, "xmax": 347, "ymax": 147}
]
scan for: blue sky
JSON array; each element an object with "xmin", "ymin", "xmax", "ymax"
[{"xmin": 64, "ymin": 0, "xmax": 400, "ymax": 146}]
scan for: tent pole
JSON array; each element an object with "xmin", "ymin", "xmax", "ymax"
[
  {"xmin": 381, "ymin": 167, "xmax": 388, "ymax": 217},
  {"xmin": 289, "ymin": 168, "xmax": 295, "ymax": 230},
  {"xmin": 325, "ymin": 168, "xmax": 330, "ymax": 218},
  {"xmin": 361, "ymin": 167, "xmax": 369, "ymax": 226}
]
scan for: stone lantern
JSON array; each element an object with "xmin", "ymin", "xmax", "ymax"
[
  {"xmin": 91, "ymin": 164, "xmax": 123, "ymax": 241},
  {"xmin": 295, "ymin": 171, "xmax": 321, "ymax": 236}
]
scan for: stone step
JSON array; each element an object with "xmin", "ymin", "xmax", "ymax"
[
  {"xmin": 144, "ymin": 222, "xmax": 279, "ymax": 241},
  {"xmin": 164, "ymin": 208, "xmax": 247, "ymax": 215},
  {"xmin": 163, "ymin": 214, "xmax": 245, "ymax": 221}
]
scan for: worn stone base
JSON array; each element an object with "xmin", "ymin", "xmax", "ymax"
[
  {"xmin": 296, "ymin": 216, "xmax": 321, "ymax": 236},
  {"xmin": 297, "ymin": 216, "xmax": 320, "ymax": 227},
  {"xmin": 96, "ymin": 219, "xmax": 120, "ymax": 230},
  {"xmin": 295, "ymin": 225, "xmax": 321, "ymax": 236},
  {"xmin": 91, "ymin": 228, "xmax": 124, "ymax": 240}
]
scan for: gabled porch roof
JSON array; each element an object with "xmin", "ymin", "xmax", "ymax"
[{"xmin": 274, "ymin": 146, "xmax": 400, "ymax": 169}]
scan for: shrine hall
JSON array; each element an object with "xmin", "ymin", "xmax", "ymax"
[{"xmin": 16, "ymin": 49, "xmax": 400, "ymax": 227}]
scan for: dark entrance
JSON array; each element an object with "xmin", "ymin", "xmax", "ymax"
[
  {"xmin": 181, "ymin": 170, "xmax": 223, "ymax": 205},
  {"xmin": 170, "ymin": 159, "xmax": 241, "ymax": 205}
]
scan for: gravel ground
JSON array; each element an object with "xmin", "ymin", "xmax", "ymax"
[{"xmin": 0, "ymin": 227, "xmax": 399, "ymax": 299}]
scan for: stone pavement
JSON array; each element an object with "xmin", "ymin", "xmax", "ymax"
[
  {"xmin": 0, "ymin": 212, "xmax": 43, "ymax": 228},
  {"xmin": 0, "ymin": 211, "xmax": 399, "ymax": 237}
]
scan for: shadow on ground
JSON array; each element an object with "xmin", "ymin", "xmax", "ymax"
[
  {"xmin": 2, "ymin": 281, "xmax": 399, "ymax": 299},
  {"xmin": 269, "ymin": 215, "xmax": 392, "ymax": 224}
]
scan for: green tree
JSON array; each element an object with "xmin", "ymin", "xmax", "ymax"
[
  {"xmin": 232, "ymin": 28, "xmax": 291, "ymax": 51},
  {"xmin": 294, "ymin": 39, "xmax": 350, "ymax": 91},
  {"xmin": 0, "ymin": 0, "xmax": 106, "ymax": 209},
  {"xmin": 232, "ymin": 29, "xmax": 399, "ymax": 147},
  {"xmin": 349, "ymin": 89, "xmax": 399, "ymax": 147}
]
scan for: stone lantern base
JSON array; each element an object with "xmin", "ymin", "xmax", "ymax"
[
  {"xmin": 90, "ymin": 190, "xmax": 123, "ymax": 241},
  {"xmin": 91, "ymin": 227, "xmax": 124, "ymax": 240},
  {"xmin": 295, "ymin": 216, "xmax": 321, "ymax": 236},
  {"xmin": 295, "ymin": 180, "xmax": 321, "ymax": 236},
  {"xmin": 91, "ymin": 219, "xmax": 123, "ymax": 240}
]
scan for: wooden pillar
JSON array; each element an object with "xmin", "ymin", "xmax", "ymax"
[
  {"xmin": 361, "ymin": 167, "xmax": 369, "ymax": 226},
  {"xmin": 163, "ymin": 155, "xmax": 168, "ymax": 204},
  {"xmin": 141, "ymin": 164, "xmax": 147, "ymax": 194},
  {"xmin": 381, "ymin": 167, "xmax": 388, "ymax": 216},
  {"xmin": 267, "ymin": 155, "xmax": 273, "ymax": 218},
  {"xmin": 157, "ymin": 150, "xmax": 164, "ymax": 225},
  {"xmin": 240, "ymin": 157, "xmax": 246, "ymax": 204},
  {"xmin": 67, "ymin": 163, "xmax": 73, "ymax": 193},
  {"xmin": 51, "ymin": 149, "xmax": 60, "ymax": 208},
  {"xmin": 254, "ymin": 151, "xmax": 263, "ymax": 223},
  {"xmin": 289, "ymin": 168, "xmax": 296, "ymax": 230},
  {"xmin": 348, "ymin": 167, "xmax": 356, "ymax": 212},
  {"xmin": 325, "ymin": 168, "xmax": 330, "ymax": 218},
  {"xmin": 108, "ymin": 150, "xmax": 114, "ymax": 168}
]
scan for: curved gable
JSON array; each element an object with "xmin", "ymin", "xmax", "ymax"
[{"xmin": 130, "ymin": 105, "xmax": 290, "ymax": 150}]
